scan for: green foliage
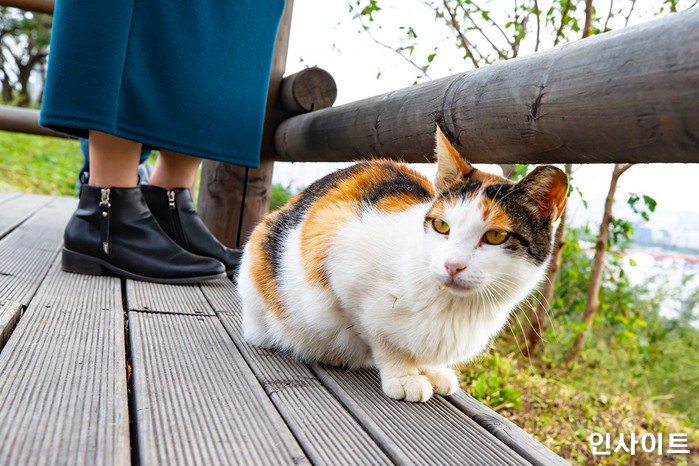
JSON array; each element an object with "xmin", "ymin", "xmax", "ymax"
[
  {"xmin": 627, "ymin": 192, "xmax": 657, "ymax": 222},
  {"xmin": 0, "ymin": 131, "xmax": 81, "ymax": 195},
  {"xmin": 270, "ymin": 183, "xmax": 294, "ymax": 211},
  {"xmin": 459, "ymin": 352, "xmax": 523, "ymax": 411},
  {"xmin": 1, "ymin": 7, "xmax": 53, "ymax": 106}
]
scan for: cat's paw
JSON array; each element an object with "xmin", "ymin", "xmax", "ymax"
[
  {"xmin": 421, "ymin": 367, "xmax": 459, "ymax": 396},
  {"xmin": 382, "ymin": 375, "xmax": 434, "ymax": 402}
]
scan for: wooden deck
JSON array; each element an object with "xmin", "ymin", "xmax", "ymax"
[{"xmin": 0, "ymin": 192, "xmax": 569, "ymax": 465}]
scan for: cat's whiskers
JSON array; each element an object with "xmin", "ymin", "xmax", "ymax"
[
  {"xmin": 489, "ymin": 269, "xmax": 558, "ymax": 344},
  {"xmin": 488, "ymin": 273, "xmax": 547, "ymax": 340}
]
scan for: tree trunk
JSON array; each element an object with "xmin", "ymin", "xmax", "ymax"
[
  {"xmin": 1, "ymin": 75, "xmax": 13, "ymax": 103},
  {"xmin": 523, "ymin": 163, "xmax": 572, "ymax": 356},
  {"xmin": 564, "ymin": 163, "xmax": 632, "ymax": 365}
]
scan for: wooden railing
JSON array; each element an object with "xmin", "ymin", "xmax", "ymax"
[{"xmin": 1, "ymin": 0, "xmax": 698, "ymax": 246}]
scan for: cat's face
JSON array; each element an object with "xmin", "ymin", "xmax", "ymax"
[{"xmin": 423, "ymin": 128, "xmax": 568, "ymax": 302}]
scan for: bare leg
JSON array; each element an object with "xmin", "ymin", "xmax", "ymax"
[
  {"xmin": 88, "ymin": 130, "xmax": 142, "ymax": 187},
  {"xmin": 148, "ymin": 149, "xmax": 201, "ymax": 190}
]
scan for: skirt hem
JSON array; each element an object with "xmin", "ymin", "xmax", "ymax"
[{"xmin": 39, "ymin": 113, "xmax": 260, "ymax": 169}]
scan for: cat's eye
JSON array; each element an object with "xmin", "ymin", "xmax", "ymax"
[
  {"xmin": 484, "ymin": 230, "xmax": 509, "ymax": 245},
  {"xmin": 432, "ymin": 218, "xmax": 450, "ymax": 235}
]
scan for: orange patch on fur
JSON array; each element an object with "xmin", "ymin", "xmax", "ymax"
[
  {"xmin": 248, "ymin": 217, "xmax": 286, "ymax": 319},
  {"xmin": 300, "ymin": 160, "xmax": 434, "ymax": 287},
  {"xmin": 375, "ymin": 193, "xmax": 426, "ymax": 213},
  {"xmin": 300, "ymin": 200, "xmax": 357, "ymax": 287},
  {"xmin": 479, "ymin": 196, "xmax": 512, "ymax": 231}
]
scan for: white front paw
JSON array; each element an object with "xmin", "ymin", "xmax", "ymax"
[
  {"xmin": 382, "ymin": 375, "xmax": 434, "ymax": 402},
  {"xmin": 421, "ymin": 367, "xmax": 459, "ymax": 396}
]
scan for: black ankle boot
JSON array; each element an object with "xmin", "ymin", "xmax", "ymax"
[
  {"xmin": 63, "ymin": 185, "xmax": 226, "ymax": 284},
  {"xmin": 141, "ymin": 186, "xmax": 241, "ymax": 275}
]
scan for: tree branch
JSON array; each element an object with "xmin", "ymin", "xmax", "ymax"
[
  {"xmin": 442, "ymin": 0, "xmax": 481, "ymax": 68},
  {"xmin": 554, "ymin": 0, "xmax": 573, "ymax": 46},
  {"xmin": 351, "ymin": 6, "xmax": 433, "ymax": 79},
  {"xmin": 625, "ymin": 0, "xmax": 637, "ymax": 27},
  {"xmin": 533, "ymin": 0, "xmax": 541, "ymax": 51},
  {"xmin": 603, "ymin": 0, "xmax": 614, "ymax": 31},
  {"xmin": 456, "ymin": 2, "xmax": 509, "ymax": 60},
  {"xmin": 583, "ymin": 0, "xmax": 594, "ymax": 38},
  {"xmin": 467, "ymin": 0, "xmax": 515, "ymax": 47}
]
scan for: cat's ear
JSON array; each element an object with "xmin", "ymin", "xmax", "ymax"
[
  {"xmin": 518, "ymin": 165, "xmax": 568, "ymax": 221},
  {"xmin": 434, "ymin": 125, "xmax": 474, "ymax": 191}
]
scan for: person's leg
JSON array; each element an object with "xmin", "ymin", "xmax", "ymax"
[
  {"xmin": 148, "ymin": 149, "xmax": 201, "ymax": 189},
  {"xmin": 88, "ymin": 130, "xmax": 141, "ymax": 187},
  {"xmin": 62, "ymin": 131, "xmax": 225, "ymax": 283},
  {"xmin": 141, "ymin": 150, "xmax": 240, "ymax": 275}
]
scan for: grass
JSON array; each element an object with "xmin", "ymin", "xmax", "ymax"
[
  {"xmin": 0, "ymin": 131, "xmax": 83, "ymax": 195},
  {"xmin": 459, "ymin": 347, "xmax": 698, "ymax": 465}
]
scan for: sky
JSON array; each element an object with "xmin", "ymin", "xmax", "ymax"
[{"xmin": 273, "ymin": 0, "xmax": 699, "ymax": 236}]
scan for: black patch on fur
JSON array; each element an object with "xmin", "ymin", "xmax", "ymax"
[
  {"xmin": 439, "ymin": 179, "xmax": 483, "ymax": 201},
  {"xmin": 483, "ymin": 183, "xmax": 514, "ymax": 200},
  {"xmin": 363, "ymin": 162, "xmax": 433, "ymax": 206},
  {"xmin": 494, "ymin": 185, "xmax": 554, "ymax": 265},
  {"xmin": 264, "ymin": 163, "xmax": 364, "ymax": 279}
]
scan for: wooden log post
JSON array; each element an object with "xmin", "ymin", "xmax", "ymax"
[
  {"xmin": 280, "ymin": 67, "xmax": 337, "ymax": 114},
  {"xmin": 197, "ymin": 1, "xmax": 295, "ymax": 249},
  {"xmin": 275, "ymin": 8, "xmax": 699, "ymax": 165},
  {"xmin": 0, "ymin": 0, "xmax": 54, "ymax": 14}
]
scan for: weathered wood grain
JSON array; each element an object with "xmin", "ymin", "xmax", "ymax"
[
  {"xmin": 200, "ymin": 278, "xmax": 393, "ymax": 465},
  {"xmin": 280, "ymin": 67, "xmax": 337, "ymax": 114},
  {"xmin": 0, "ymin": 258, "xmax": 129, "ymax": 465},
  {"xmin": 311, "ymin": 364, "xmax": 536, "ymax": 465},
  {"xmin": 0, "ymin": 196, "xmax": 75, "ymax": 305},
  {"xmin": 276, "ymin": 8, "xmax": 699, "ymax": 164},
  {"xmin": 126, "ymin": 279, "xmax": 213, "ymax": 315},
  {"xmin": 0, "ymin": 300, "xmax": 22, "ymax": 350},
  {"xmin": 198, "ymin": 0, "xmax": 295, "ymax": 248},
  {"xmin": 449, "ymin": 391, "xmax": 570, "ymax": 466},
  {"xmin": 0, "ymin": 193, "xmax": 56, "ymax": 239},
  {"xmin": 128, "ymin": 311, "xmax": 308, "ymax": 465}
]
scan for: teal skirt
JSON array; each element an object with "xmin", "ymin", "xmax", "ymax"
[{"xmin": 40, "ymin": 0, "xmax": 285, "ymax": 168}]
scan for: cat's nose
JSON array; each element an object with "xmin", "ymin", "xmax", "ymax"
[{"xmin": 444, "ymin": 261, "xmax": 466, "ymax": 277}]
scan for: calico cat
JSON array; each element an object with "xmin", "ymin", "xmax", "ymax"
[{"xmin": 237, "ymin": 127, "xmax": 567, "ymax": 402}]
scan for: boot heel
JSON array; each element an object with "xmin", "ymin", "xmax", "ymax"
[{"xmin": 62, "ymin": 249, "xmax": 108, "ymax": 276}]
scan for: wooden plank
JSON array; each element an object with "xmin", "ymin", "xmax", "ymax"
[
  {"xmin": 200, "ymin": 278, "xmax": 393, "ymax": 465},
  {"xmin": 128, "ymin": 311, "xmax": 308, "ymax": 465},
  {"xmin": 126, "ymin": 280, "xmax": 214, "ymax": 315},
  {"xmin": 311, "ymin": 364, "xmax": 533, "ymax": 465},
  {"xmin": 275, "ymin": 8, "xmax": 699, "ymax": 164},
  {"xmin": 0, "ymin": 300, "xmax": 22, "ymax": 350},
  {"xmin": 0, "ymin": 191, "xmax": 22, "ymax": 206},
  {"xmin": 0, "ymin": 192, "xmax": 56, "ymax": 239},
  {"xmin": 448, "ymin": 392, "xmax": 569, "ymax": 466},
  {"xmin": 0, "ymin": 258, "xmax": 130, "ymax": 465},
  {"xmin": 198, "ymin": 0, "xmax": 295, "ymax": 248},
  {"xmin": 0, "ymin": 196, "xmax": 75, "ymax": 305}
]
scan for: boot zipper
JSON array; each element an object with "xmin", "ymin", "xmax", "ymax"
[
  {"xmin": 99, "ymin": 188, "xmax": 111, "ymax": 255},
  {"xmin": 167, "ymin": 190, "xmax": 187, "ymax": 247}
]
